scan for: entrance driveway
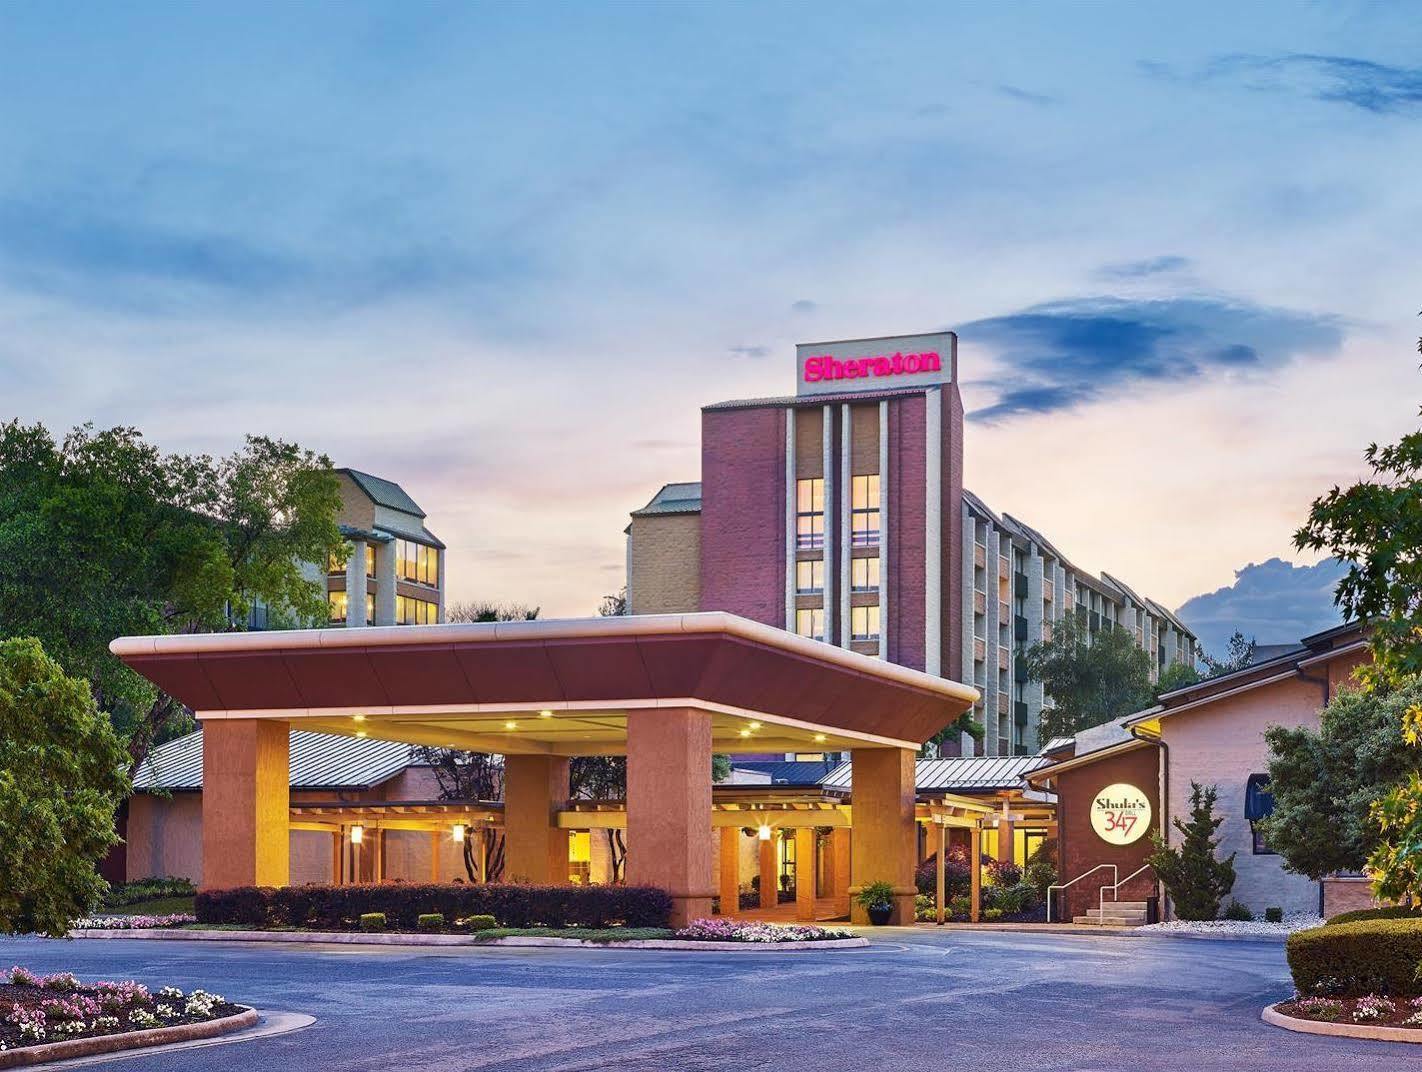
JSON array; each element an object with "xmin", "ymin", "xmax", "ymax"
[{"xmin": 2, "ymin": 928, "xmax": 1416, "ymax": 1070}]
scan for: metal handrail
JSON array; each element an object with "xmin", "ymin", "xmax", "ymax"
[
  {"xmin": 1100, "ymin": 864, "xmax": 1154, "ymax": 915},
  {"xmin": 1045, "ymin": 863, "xmax": 1116, "ymax": 923}
]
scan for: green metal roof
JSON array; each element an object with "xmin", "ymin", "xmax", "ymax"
[{"xmin": 340, "ymin": 468, "xmax": 426, "ymax": 518}]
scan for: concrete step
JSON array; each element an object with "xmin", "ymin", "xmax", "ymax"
[
  {"xmin": 1084, "ymin": 908, "xmax": 1148, "ymax": 919},
  {"xmin": 1105, "ymin": 901, "xmax": 1149, "ymax": 910},
  {"xmin": 1073, "ymin": 915, "xmax": 1148, "ymax": 927}
]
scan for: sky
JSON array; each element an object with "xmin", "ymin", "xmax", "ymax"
[{"xmin": 1, "ymin": 1, "xmax": 1420, "ymax": 657}]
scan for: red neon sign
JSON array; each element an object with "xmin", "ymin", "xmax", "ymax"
[{"xmin": 803, "ymin": 350, "xmax": 942, "ymax": 384}]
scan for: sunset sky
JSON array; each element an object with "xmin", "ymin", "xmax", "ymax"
[{"xmin": 2, "ymin": 2, "xmax": 1419, "ymax": 656}]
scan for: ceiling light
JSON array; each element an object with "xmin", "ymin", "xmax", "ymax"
[
  {"xmin": 355, "ymin": 730, "xmax": 368, "ymax": 739},
  {"xmin": 739, "ymin": 729, "xmax": 751, "ymax": 738},
  {"xmin": 748, "ymin": 721, "xmax": 761, "ymax": 730},
  {"xmin": 505, "ymin": 721, "xmax": 517, "ymax": 730},
  {"xmin": 814, "ymin": 734, "xmax": 827, "ymax": 743},
  {"xmin": 353, "ymin": 715, "xmax": 366, "ymax": 723},
  {"xmin": 350, "ymin": 825, "xmax": 364, "ymax": 845},
  {"xmin": 539, "ymin": 709, "xmax": 553, "ymax": 718}
]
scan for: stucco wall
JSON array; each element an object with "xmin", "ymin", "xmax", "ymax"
[
  {"xmin": 1161, "ymin": 674, "xmax": 1327, "ymax": 917},
  {"xmin": 125, "ymin": 792, "xmax": 204, "ymax": 883}
]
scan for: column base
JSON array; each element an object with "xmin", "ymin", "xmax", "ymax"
[{"xmin": 668, "ymin": 892, "xmax": 716, "ymax": 929}]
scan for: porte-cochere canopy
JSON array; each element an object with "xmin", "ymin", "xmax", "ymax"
[{"xmin": 111, "ymin": 612, "xmax": 978, "ymax": 926}]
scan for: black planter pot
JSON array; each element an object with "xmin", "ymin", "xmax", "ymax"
[{"xmin": 866, "ymin": 904, "xmax": 893, "ymax": 926}]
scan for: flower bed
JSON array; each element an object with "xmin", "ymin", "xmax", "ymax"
[
  {"xmin": 71, "ymin": 914, "xmax": 196, "ymax": 931},
  {"xmin": 1278, "ymin": 993, "xmax": 1422, "ymax": 1029},
  {"xmin": 673, "ymin": 919, "xmax": 854, "ymax": 943},
  {"xmin": 0, "ymin": 966, "xmax": 241, "ymax": 1053}
]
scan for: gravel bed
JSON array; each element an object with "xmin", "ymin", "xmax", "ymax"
[{"xmin": 1140, "ymin": 914, "xmax": 1324, "ymax": 938}]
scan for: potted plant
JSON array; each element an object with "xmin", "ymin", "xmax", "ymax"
[{"xmin": 856, "ymin": 880, "xmax": 895, "ymax": 926}]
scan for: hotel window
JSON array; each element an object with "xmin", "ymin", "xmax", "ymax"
[
  {"xmin": 796, "ymin": 478, "xmax": 825, "ymax": 549},
  {"xmin": 365, "ymin": 543, "xmax": 376, "ymax": 578},
  {"xmin": 851, "ymin": 604, "xmax": 880, "ymax": 641},
  {"xmin": 365, "ymin": 592, "xmax": 375, "ymax": 625},
  {"xmin": 396, "ymin": 595, "xmax": 439, "ymax": 625},
  {"xmin": 795, "ymin": 607, "xmax": 825, "ymax": 641},
  {"xmin": 327, "ymin": 550, "xmax": 344, "ymax": 575},
  {"xmin": 328, "ymin": 590, "xmax": 348, "ymax": 623},
  {"xmin": 851, "ymin": 556, "xmax": 880, "ymax": 592},
  {"xmin": 397, "ymin": 539, "xmax": 440, "ymax": 587},
  {"xmin": 795, "ymin": 558, "xmax": 824, "ymax": 595},
  {"xmin": 851, "ymin": 475, "xmax": 881, "ymax": 546}
]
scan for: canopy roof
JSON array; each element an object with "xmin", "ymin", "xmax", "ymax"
[{"xmin": 112, "ymin": 612, "xmax": 978, "ymax": 756}]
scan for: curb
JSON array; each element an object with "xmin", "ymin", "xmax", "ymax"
[
  {"xmin": 914, "ymin": 923, "xmax": 1290, "ymax": 942},
  {"xmin": 69, "ymin": 928, "xmax": 868, "ymax": 952},
  {"xmin": 0, "ymin": 1007, "xmax": 258, "ymax": 1069},
  {"xmin": 1262, "ymin": 1002, "xmax": 1422, "ymax": 1044}
]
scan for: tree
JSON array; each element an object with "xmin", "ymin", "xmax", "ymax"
[
  {"xmin": 1154, "ymin": 660, "xmax": 1202, "ymax": 699},
  {"xmin": 418, "ymin": 749, "xmax": 506, "ymax": 881},
  {"xmin": 1293, "ymin": 325, "xmax": 1422, "ymax": 903},
  {"xmin": 446, "ymin": 601, "xmax": 540, "ymax": 623},
  {"xmin": 0, "ymin": 422, "xmax": 344, "ymax": 767},
  {"xmin": 1147, "ymin": 782, "xmax": 1237, "ymax": 921},
  {"xmin": 1024, "ymin": 613, "xmax": 1154, "ymax": 740},
  {"xmin": 598, "ymin": 588, "xmax": 628, "ymax": 617},
  {"xmin": 1200, "ymin": 631, "xmax": 1257, "ymax": 677},
  {"xmin": 0, "ymin": 637, "xmax": 130, "ymax": 935},
  {"xmin": 1260, "ymin": 681, "xmax": 1422, "ymax": 879}
]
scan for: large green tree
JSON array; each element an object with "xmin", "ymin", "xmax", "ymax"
[
  {"xmin": 0, "ymin": 637, "xmax": 130, "ymax": 935},
  {"xmin": 1293, "ymin": 323, "xmax": 1422, "ymax": 902},
  {"xmin": 1024, "ymin": 613, "xmax": 1154, "ymax": 740},
  {"xmin": 1260, "ymin": 681, "xmax": 1422, "ymax": 879},
  {"xmin": 0, "ymin": 422, "xmax": 345, "ymax": 766}
]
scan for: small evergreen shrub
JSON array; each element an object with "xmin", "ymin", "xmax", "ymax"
[
  {"xmin": 417, "ymin": 913, "xmax": 445, "ymax": 932},
  {"xmin": 1286, "ymin": 919, "xmax": 1422, "ymax": 996},
  {"xmin": 359, "ymin": 912, "xmax": 387, "ymax": 932},
  {"xmin": 1146, "ymin": 782, "xmax": 1236, "ymax": 921},
  {"xmin": 1265, "ymin": 906, "xmax": 1284, "ymax": 923},
  {"xmin": 1223, "ymin": 900, "xmax": 1254, "ymax": 922},
  {"xmin": 461, "ymin": 914, "xmax": 497, "ymax": 931},
  {"xmin": 983, "ymin": 908, "xmax": 1005, "ymax": 921}
]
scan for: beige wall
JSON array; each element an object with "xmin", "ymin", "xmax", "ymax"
[
  {"xmin": 628, "ymin": 513, "xmax": 701, "ymax": 614},
  {"xmin": 1161, "ymin": 674, "xmax": 1327, "ymax": 917},
  {"xmin": 126, "ymin": 792, "xmax": 204, "ymax": 884},
  {"xmin": 334, "ymin": 473, "xmax": 376, "ymax": 531}
]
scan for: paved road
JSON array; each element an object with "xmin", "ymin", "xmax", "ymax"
[{"xmin": 1, "ymin": 929, "xmax": 1414, "ymax": 1071}]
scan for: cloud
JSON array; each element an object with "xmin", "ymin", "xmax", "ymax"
[
  {"xmin": 1149, "ymin": 53, "xmax": 1422, "ymax": 115},
  {"xmin": 994, "ymin": 84, "xmax": 1057, "ymax": 108},
  {"xmin": 1096, "ymin": 255, "xmax": 1192, "ymax": 280},
  {"xmin": 959, "ymin": 295, "xmax": 1345, "ymax": 422},
  {"xmin": 790, "ymin": 299, "xmax": 818, "ymax": 314},
  {"xmin": 1174, "ymin": 557, "xmax": 1347, "ymax": 659},
  {"xmin": 728, "ymin": 344, "xmax": 771, "ymax": 359}
]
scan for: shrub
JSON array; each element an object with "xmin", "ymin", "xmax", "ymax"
[
  {"xmin": 1265, "ymin": 906, "xmax": 1284, "ymax": 924},
  {"xmin": 196, "ymin": 883, "xmax": 673, "ymax": 930},
  {"xmin": 855, "ymin": 881, "xmax": 894, "ymax": 910},
  {"xmin": 1023, "ymin": 858, "xmax": 1058, "ymax": 897},
  {"xmin": 1147, "ymin": 782, "xmax": 1236, "ymax": 921},
  {"xmin": 1286, "ymin": 919, "xmax": 1422, "ymax": 996},
  {"xmin": 1327, "ymin": 905, "xmax": 1422, "ymax": 926},
  {"xmin": 914, "ymin": 847, "xmax": 973, "ymax": 899},
  {"xmin": 461, "ymin": 914, "xmax": 497, "ymax": 932},
  {"xmin": 983, "ymin": 883, "xmax": 1037, "ymax": 915},
  {"xmin": 417, "ymin": 913, "xmax": 445, "ymax": 932},
  {"xmin": 359, "ymin": 912, "xmax": 386, "ymax": 932},
  {"xmin": 101, "ymin": 877, "xmax": 196, "ymax": 909},
  {"xmin": 983, "ymin": 908, "xmax": 1004, "ymax": 921},
  {"xmin": 1223, "ymin": 900, "xmax": 1254, "ymax": 921},
  {"xmin": 984, "ymin": 859, "xmax": 1022, "ymax": 888}
]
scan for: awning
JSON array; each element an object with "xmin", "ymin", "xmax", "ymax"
[{"xmin": 1245, "ymin": 773, "xmax": 1273, "ymax": 821}]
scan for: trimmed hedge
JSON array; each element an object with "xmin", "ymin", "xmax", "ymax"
[
  {"xmin": 1286, "ymin": 919, "xmax": 1422, "ymax": 996},
  {"xmin": 1326, "ymin": 905, "xmax": 1422, "ymax": 926},
  {"xmin": 195, "ymin": 883, "xmax": 673, "ymax": 931}
]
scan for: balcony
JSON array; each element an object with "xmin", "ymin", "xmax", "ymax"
[
  {"xmin": 1043, "ymin": 579, "xmax": 1054, "ymax": 603},
  {"xmin": 998, "ymin": 693, "xmax": 1009, "ymax": 715},
  {"xmin": 1014, "ymin": 573, "xmax": 1029, "ymax": 600},
  {"xmin": 1014, "ymin": 614, "xmax": 1029, "ymax": 643},
  {"xmin": 999, "ymin": 557, "xmax": 1010, "ymax": 580},
  {"xmin": 974, "ymin": 590, "xmax": 987, "ymax": 615},
  {"xmin": 998, "ymin": 647, "xmax": 1009, "ymax": 672},
  {"xmin": 998, "ymin": 601, "xmax": 1010, "ymax": 623},
  {"xmin": 974, "ymin": 543, "xmax": 986, "ymax": 569},
  {"xmin": 1014, "ymin": 700, "xmax": 1029, "ymax": 726},
  {"xmin": 974, "ymin": 636, "xmax": 987, "ymax": 663}
]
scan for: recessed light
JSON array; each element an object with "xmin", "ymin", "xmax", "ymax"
[
  {"xmin": 748, "ymin": 721, "xmax": 761, "ymax": 730},
  {"xmin": 356, "ymin": 729, "xmax": 368, "ymax": 738},
  {"xmin": 505, "ymin": 721, "xmax": 517, "ymax": 730},
  {"xmin": 814, "ymin": 733, "xmax": 827, "ymax": 743},
  {"xmin": 739, "ymin": 729, "xmax": 751, "ymax": 738},
  {"xmin": 539, "ymin": 709, "xmax": 553, "ymax": 718},
  {"xmin": 353, "ymin": 715, "xmax": 366, "ymax": 723}
]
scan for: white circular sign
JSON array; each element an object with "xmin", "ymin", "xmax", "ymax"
[{"xmin": 1090, "ymin": 783, "xmax": 1152, "ymax": 845}]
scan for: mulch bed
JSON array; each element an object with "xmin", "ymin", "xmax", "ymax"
[
  {"xmin": 1277, "ymin": 994, "xmax": 1422, "ymax": 1029},
  {"xmin": 0, "ymin": 976, "xmax": 242, "ymax": 1053}
]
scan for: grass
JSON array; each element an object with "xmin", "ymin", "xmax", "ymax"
[{"xmin": 109, "ymin": 895, "xmax": 196, "ymax": 916}]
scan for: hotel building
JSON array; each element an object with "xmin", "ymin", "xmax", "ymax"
[
  {"xmin": 324, "ymin": 468, "xmax": 446, "ymax": 627},
  {"xmin": 626, "ymin": 331, "xmax": 1196, "ymax": 756}
]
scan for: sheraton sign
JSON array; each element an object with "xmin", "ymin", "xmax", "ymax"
[
  {"xmin": 796, "ymin": 331, "xmax": 956, "ymax": 397},
  {"xmin": 1090, "ymin": 782, "xmax": 1152, "ymax": 845}
]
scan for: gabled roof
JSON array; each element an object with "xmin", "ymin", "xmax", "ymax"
[
  {"xmin": 821, "ymin": 754, "xmax": 1050, "ymax": 793},
  {"xmin": 134, "ymin": 728, "xmax": 418, "ymax": 792},
  {"xmin": 632, "ymin": 482, "xmax": 703, "ymax": 517},
  {"xmin": 339, "ymin": 468, "xmax": 426, "ymax": 519},
  {"xmin": 727, "ymin": 760, "xmax": 837, "ymax": 787}
]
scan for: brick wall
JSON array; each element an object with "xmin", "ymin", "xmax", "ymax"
[
  {"xmin": 887, "ymin": 394, "xmax": 926, "ymax": 670},
  {"xmin": 700, "ymin": 407, "xmax": 787, "ymax": 625},
  {"xmin": 628, "ymin": 512, "xmax": 701, "ymax": 614}
]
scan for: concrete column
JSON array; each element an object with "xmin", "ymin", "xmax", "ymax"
[
  {"xmin": 828, "ymin": 827, "xmax": 851, "ymax": 917},
  {"xmin": 374, "ymin": 538, "xmax": 397, "ymax": 626},
  {"xmin": 331, "ymin": 830, "xmax": 341, "ymax": 886},
  {"xmin": 848, "ymin": 747, "xmax": 916, "ymax": 925},
  {"xmin": 200, "ymin": 719, "xmax": 289, "ymax": 889},
  {"xmin": 758, "ymin": 834, "xmax": 778, "ymax": 910},
  {"xmin": 345, "ymin": 539, "xmax": 367, "ymax": 627},
  {"xmin": 625, "ymin": 707, "xmax": 714, "ymax": 928},
  {"xmin": 970, "ymin": 825, "xmax": 983, "ymax": 923},
  {"xmin": 718, "ymin": 827, "xmax": 741, "ymax": 915},
  {"xmin": 503, "ymin": 755, "xmax": 570, "ymax": 884},
  {"xmin": 997, "ymin": 799, "xmax": 1015, "ymax": 864},
  {"xmin": 795, "ymin": 827, "xmax": 817, "ymax": 921}
]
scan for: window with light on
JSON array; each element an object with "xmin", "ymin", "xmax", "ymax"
[
  {"xmin": 851, "ymin": 556, "xmax": 880, "ymax": 592},
  {"xmin": 851, "ymin": 474, "xmax": 881, "ymax": 546},
  {"xmin": 796, "ymin": 559, "xmax": 824, "ymax": 594},
  {"xmin": 796, "ymin": 478, "xmax": 824, "ymax": 549},
  {"xmin": 794, "ymin": 607, "xmax": 825, "ymax": 641},
  {"xmin": 851, "ymin": 604, "xmax": 880, "ymax": 641}
]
